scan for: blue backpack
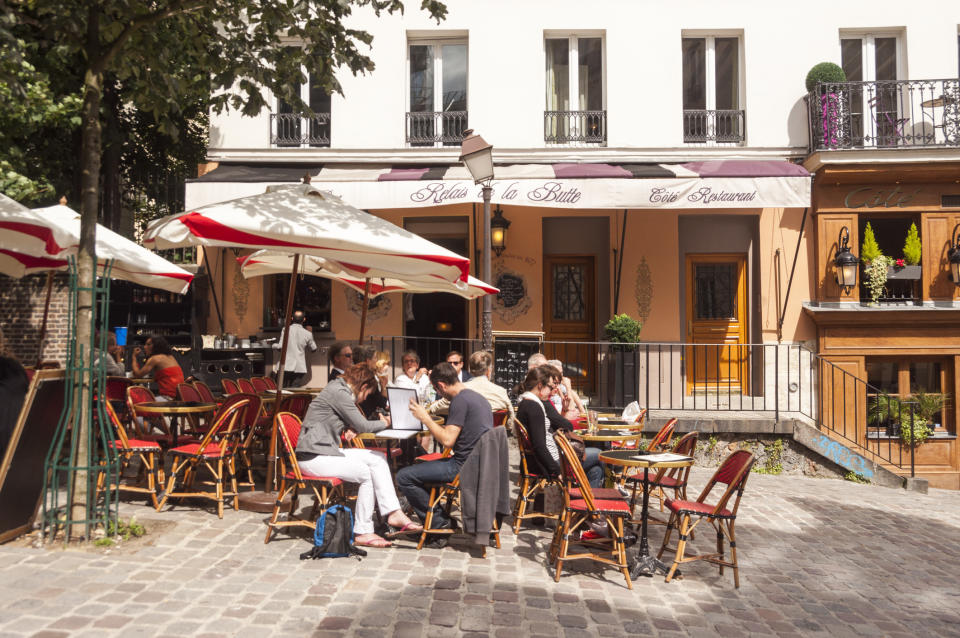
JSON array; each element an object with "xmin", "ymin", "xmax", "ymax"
[{"xmin": 299, "ymin": 504, "xmax": 366, "ymax": 560}]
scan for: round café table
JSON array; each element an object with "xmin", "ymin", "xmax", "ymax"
[
  {"xmin": 599, "ymin": 450, "xmax": 694, "ymax": 578},
  {"xmin": 594, "ymin": 420, "xmax": 644, "ymax": 430},
  {"xmin": 579, "ymin": 430, "xmax": 645, "ymax": 444},
  {"xmin": 133, "ymin": 401, "xmax": 216, "ymax": 446}
]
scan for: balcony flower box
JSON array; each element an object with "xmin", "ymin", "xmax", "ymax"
[{"xmin": 886, "ymin": 264, "xmax": 922, "ymax": 280}]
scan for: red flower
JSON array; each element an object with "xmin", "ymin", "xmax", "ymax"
[{"xmin": 895, "ymin": 258, "xmax": 905, "ymax": 267}]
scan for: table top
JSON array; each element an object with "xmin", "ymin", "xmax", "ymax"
[
  {"xmin": 594, "ymin": 421, "xmax": 643, "ymax": 430},
  {"xmin": 920, "ymin": 95, "xmax": 955, "ymax": 108},
  {"xmin": 599, "ymin": 449, "xmax": 694, "ymax": 469},
  {"xmin": 134, "ymin": 401, "xmax": 216, "ymax": 414},
  {"xmin": 580, "ymin": 430, "xmax": 645, "ymax": 442}
]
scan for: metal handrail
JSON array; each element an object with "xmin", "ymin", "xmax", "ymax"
[
  {"xmin": 269, "ymin": 112, "xmax": 331, "ymax": 147},
  {"xmin": 405, "ymin": 110, "xmax": 468, "ymax": 146},
  {"xmin": 543, "ymin": 110, "xmax": 607, "ymax": 144},
  {"xmin": 682, "ymin": 109, "xmax": 746, "ymax": 143}
]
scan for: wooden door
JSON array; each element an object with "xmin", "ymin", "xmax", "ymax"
[
  {"xmin": 685, "ymin": 254, "xmax": 748, "ymax": 391},
  {"xmin": 543, "ymin": 255, "xmax": 596, "ymax": 393}
]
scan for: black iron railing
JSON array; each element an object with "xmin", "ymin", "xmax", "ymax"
[
  {"xmin": 366, "ymin": 335, "xmax": 920, "ymax": 477},
  {"xmin": 807, "ymin": 78, "xmax": 960, "ymax": 151},
  {"xmin": 269, "ymin": 113, "xmax": 331, "ymax": 147},
  {"xmin": 544, "ymin": 110, "xmax": 607, "ymax": 144},
  {"xmin": 682, "ymin": 109, "xmax": 746, "ymax": 143},
  {"xmin": 405, "ymin": 111, "xmax": 468, "ymax": 146}
]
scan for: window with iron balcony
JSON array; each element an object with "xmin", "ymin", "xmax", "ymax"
[
  {"xmin": 682, "ymin": 35, "xmax": 745, "ymax": 144},
  {"xmin": 407, "ymin": 38, "xmax": 468, "ymax": 147},
  {"xmin": 270, "ymin": 67, "xmax": 331, "ymax": 148},
  {"xmin": 544, "ymin": 34, "xmax": 606, "ymax": 145}
]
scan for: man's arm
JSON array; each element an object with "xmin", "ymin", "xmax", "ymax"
[{"xmin": 410, "ymin": 399, "xmax": 460, "ymax": 448}]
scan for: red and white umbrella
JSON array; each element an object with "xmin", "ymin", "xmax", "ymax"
[
  {"xmin": 0, "ymin": 196, "xmax": 194, "ymax": 294},
  {"xmin": 238, "ymin": 250, "xmax": 499, "ymax": 299},
  {"xmin": 144, "ymin": 184, "xmax": 470, "ymax": 285}
]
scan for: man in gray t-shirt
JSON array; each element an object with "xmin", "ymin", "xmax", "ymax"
[{"xmin": 400, "ymin": 362, "xmax": 493, "ymax": 531}]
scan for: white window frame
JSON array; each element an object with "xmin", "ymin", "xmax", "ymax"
[
  {"xmin": 839, "ymin": 31, "xmax": 905, "ymax": 82},
  {"xmin": 542, "ymin": 32, "xmax": 607, "ymax": 113},
  {"xmin": 681, "ymin": 31, "xmax": 745, "ymax": 145},
  {"xmin": 405, "ymin": 37, "xmax": 469, "ymax": 115}
]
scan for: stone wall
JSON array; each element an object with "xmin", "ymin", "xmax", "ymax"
[
  {"xmin": 691, "ymin": 433, "xmax": 846, "ymax": 480},
  {"xmin": 0, "ymin": 274, "xmax": 70, "ymax": 365}
]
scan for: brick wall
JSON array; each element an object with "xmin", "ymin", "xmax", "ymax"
[{"xmin": 0, "ymin": 274, "xmax": 70, "ymax": 365}]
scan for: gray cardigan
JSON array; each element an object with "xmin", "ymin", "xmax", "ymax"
[
  {"xmin": 459, "ymin": 426, "xmax": 510, "ymax": 544},
  {"xmin": 296, "ymin": 378, "xmax": 387, "ymax": 457}
]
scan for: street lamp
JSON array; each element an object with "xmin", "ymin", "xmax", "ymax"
[
  {"xmin": 949, "ymin": 223, "xmax": 960, "ymax": 287},
  {"xmin": 490, "ymin": 207, "xmax": 510, "ymax": 257},
  {"xmin": 460, "ymin": 129, "xmax": 495, "ymax": 350},
  {"xmin": 834, "ymin": 226, "xmax": 859, "ymax": 294}
]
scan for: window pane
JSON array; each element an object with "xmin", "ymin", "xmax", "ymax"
[
  {"xmin": 909, "ymin": 361, "xmax": 941, "ymax": 394},
  {"xmin": 441, "ymin": 44, "xmax": 467, "ymax": 111},
  {"xmin": 874, "ymin": 37, "xmax": 897, "ymax": 81},
  {"xmin": 308, "ymin": 73, "xmax": 331, "ymax": 113},
  {"xmin": 694, "ymin": 264, "xmax": 736, "ymax": 320},
  {"xmin": 682, "ymin": 38, "xmax": 706, "ymax": 110},
  {"xmin": 841, "ymin": 39, "xmax": 863, "ymax": 81},
  {"xmin": 866, "ymin": 360, "xmax": 899, "ymax": 394},
  {"xmin": 545, "ymin": 39, "xmax": 569, "ymax": 110},
  {"xmin": 409, "ymin": 45, "xmax": 434, "ymax": 112},
  {"xmin": 552, "ymin": 264, "xmax": 586, "ymax": 321},
  {"xmin": 714, "ymin": 37, "xmax": 739, "ymax": 110},
  {"xmin": 577, "ymin": 37, "xmax": 603, "ymax": 111}
]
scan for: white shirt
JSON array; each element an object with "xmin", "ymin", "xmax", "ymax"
[
  {"xmin": 394, "ymin": 371, "xmax": 432, "ymax": 402},
  {"xmin": 273, "ymin": 323, "xmax": 317, "ymax": 374}
]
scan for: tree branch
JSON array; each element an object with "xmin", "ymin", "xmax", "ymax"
[{"xmin": 101, "ymin": 0, "xmax": 212, "ymax": 67}]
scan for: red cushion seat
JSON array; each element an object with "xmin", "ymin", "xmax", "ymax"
[
  {"xmin": 415, "ymin": 452, "xmax": 446, "ymax": 462},
  {"xmin": 108, "ymin": 439, "xmax": 161, "ymax": 451},
  {"xmin": 568, "ymin": 498, "xmax": 631, "ymax": 514},
  {"xmin": 169, "ymin": 442, "xmax": 234, "ymax": 457},
  {"xmin": 665, "ymin": 498, "xmax": 732, "ymax": 518},
  {"xmin": 285, "ymin": 470, "xmax": 343, "ymax": 485},
  {"xmin": 570, "ymin": 487, "xmax": 622, "ymax": 500}
]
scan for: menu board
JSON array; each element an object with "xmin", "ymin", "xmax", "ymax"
[{"xmin": 492, "ymin": 331, "xmax": 544, "ymax": 402}]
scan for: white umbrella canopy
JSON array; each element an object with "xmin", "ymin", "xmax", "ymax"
[
  {"xmin": 0, "ymin": 196, "xmax": 193, "ymax": 293},
  {"xmin": 144, "ymin": 184, "xmax": 471, "ymax": 285},
  {"xmin": 239, "ymin": 250, "xmax": 499, "ymax": 299}
]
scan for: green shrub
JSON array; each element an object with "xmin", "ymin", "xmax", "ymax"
[
  {"xmin": 864, "ymin": 255, "xmax": 892, "ymax": 304},
  {"xmin": 604, "ymin": 314, "xmax": 642, "ymax": 351},
  {"xmin": 902, "ymin": 222, "xmax": 921, "ymax": 265},
  {"xmin": 805, "ymin": 62, "xmax": 847, "ymax": 93},
  {"xmin": 844, "ymin": 471, "xmax": 870, "ymax": 484},
  {"xmin": 861, "ymin": 222, "xmax": 882, "ymax": 264}
]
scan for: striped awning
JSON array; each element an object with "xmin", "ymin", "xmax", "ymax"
[{"xmin": 189, "ymin": 160, "xmax": 811, "ymax": 210}]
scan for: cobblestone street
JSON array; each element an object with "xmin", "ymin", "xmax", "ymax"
[{"xmin": 1, "ymin": 464, "xmax": 959, "ymax": 638}]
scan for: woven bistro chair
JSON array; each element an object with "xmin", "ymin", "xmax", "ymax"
[
  {"xmin": 615, "ymin": 417, "xmax": 678, "ymax": 490},
  {"xmin": 657, "ymin": 449, "xmax": 756, "ymax": 588},
  {"xmin": 221, "ymin": 378, "xmax": 241, "ymax": 395},
  {"xmin": 264, "ymin": 412, "xmax": 349, "ymax": 544},
  {"xmin": 229, "ymin": 393, "xmax": 265, "ymax": 490},
  {"xmin": 262, "ymin": 377, "xmax": 278, "ymax": 391},
  {"xmin": 236, "ymin": 378, "xmax": 257, "ymax": 394},
  {"xmin": 276, "ymin": 393, "xmax": 312, "ymax": 420},
  {"xmin": 155, "ymin": 396, "xmax": 250, "ymax": 518},
  {"xmin": 511, "ymin": 420, "xmax": 561, "ymax": 533},
  {"xmin": 193, "ymin": 381, "xmax": 219, "ymax": 404},
  {"xmin": 624, "ymin": 431, "xmax": 699, "ymax": 527},
  {"xmin": 415, "ymin": 409, "xmax": 509, "ymax": 463},
  {"xmin": 98, "ymin": 399, "xmax": 163, "ymax": 508},
  {"xmin": 105, "ymin": 376, "xmax": 134, "ymax": 431},
  {"xmin": 551, "ymin": 432, "xmax": 632, "ymax": 589},
  {"xmin": 609, "ymin": 408, "xmax": 649, "ymax": 450},
  {"xmin": 250, "ymin": 377, "xmax": 270, "ymax": 393}
]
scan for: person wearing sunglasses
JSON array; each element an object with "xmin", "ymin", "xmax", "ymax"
[{"xmin": 446, "ymin": 350, "xmax": 472, "ymax": 383}]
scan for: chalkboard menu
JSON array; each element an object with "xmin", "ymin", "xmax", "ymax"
[{"xmin": 492, "ymin": 331, "xmax": 544, "ymax": 402}]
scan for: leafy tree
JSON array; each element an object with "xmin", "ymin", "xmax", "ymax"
[
  {"xmin": 903, "ymin": 222, "xmax": 921, "ymax": 265},
  {"xmin": 5, "ymin": 0, "xmax": 446, "ymax": 538},
  {"xmin": 861, "ymin": 222, "xmax": 882, "ymax": 263}
]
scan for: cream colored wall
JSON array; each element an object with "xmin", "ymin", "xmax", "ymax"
[
  {"xmin": 758, "ymin": 207, "xmax": 816, "ymax": 343},
  {"xmin": 200, "ymin": 247, "xmax": 264, "ymax": 338}
]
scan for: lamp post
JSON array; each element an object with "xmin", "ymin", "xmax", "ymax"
[
  {"xmin": 949, "ymin": 223, "xmax": 960, "ymax": 287},
  {"xmin": 834, "ymin": 226, "xmax": 859, "ymax": 294},
  {"xmin": 460, "ymin": 129, "xmax": 495, "ymax": 350}
]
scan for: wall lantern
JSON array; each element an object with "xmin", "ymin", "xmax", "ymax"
[
  {"xmin": 834, "ymin": 226, "xmax": 859, "ymax": 294},
  {"xmin": 490, "ymin": 207, "xmax": 510, "ymax": 257},
  {"xmin": 949, "ymin": 223, "xmax": 960, "ymax": 287}
]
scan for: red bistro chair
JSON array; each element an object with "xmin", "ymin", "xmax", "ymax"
[
  {"xmin": 193, "ymin": 381, "xmax": 219, "ymax": 404},
  {"xmin": 98, "ymin": 399, "xmax": 163, "ymax": 508},
  {"xmin": 511, "ymin": 420, "xmax": 561, "ymax": 533},
  {"xmin": 222, "ymin": 378, "xmax": 241, "ymax": 395},
  {"xmin": 236, "ymin": 378, "xmax": 257, "ymax": 394},
  {"xmin": 250, "ymin": 377, "xmax": 269, "ymax": 393}
]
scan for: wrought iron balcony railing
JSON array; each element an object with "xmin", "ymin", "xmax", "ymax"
[
  {"xmin": 544, "ymin": 110, "xmax": 607, "ymax": 144},
  {"xmin": 807, "ymin": 78, "xmax": 960, "ymax": 151},
  {"xmin": 269, "ymin": 113, "xmax": 331, "ymax": 148},
  {"xmin": 682, "ymin": 109, "xmax": 746, "ymax": 143},
  {"xmin": 405, "ymin": 111, "xmax": 468, "ymax": 147}
]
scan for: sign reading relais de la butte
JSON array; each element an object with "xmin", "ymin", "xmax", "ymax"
[{"xmin": 816, "ymin": 183, "xmax": 959, "ymax": 212}]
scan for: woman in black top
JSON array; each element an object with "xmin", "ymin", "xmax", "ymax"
[{"xmin": 515, "ymin": 365, "xmax": 604, "ymax": 487}]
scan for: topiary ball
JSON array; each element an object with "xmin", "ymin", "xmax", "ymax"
[{"xmin": 805, "ymin": 62, "xmax": 847, "ymax": 93}]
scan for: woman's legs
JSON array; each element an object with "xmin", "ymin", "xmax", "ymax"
[
  {"xmin": 298, "ymin": 450, "xmax": 379, "ymax": 535},
  {"xmin": 583, "ymin": 446, "xmax": 605, "ymax": 487}
]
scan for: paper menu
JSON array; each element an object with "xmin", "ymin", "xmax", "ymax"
[{"xmin": 386, "ymin": 386, "xmax": 423, "ymax": 431}]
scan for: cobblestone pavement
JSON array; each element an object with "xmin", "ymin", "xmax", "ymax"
[{"xmin": 1, "ymin": 463, "xmax": 959, "ymax": 638}]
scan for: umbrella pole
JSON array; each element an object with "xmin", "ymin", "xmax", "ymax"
[
  {"xmin": 358, "ymin": 278, "xmax": 370, "ymax": 344},
  {"xmin": 36, "ymin": 271, "xmax": 54, "ymax": 367},
  {"xmin": 267, "ymin": 254, "xmax": 300, "ymax": 492},
  {"xmin": 202, "ymin": 249, "xmax": 225, "ymax": 334}
]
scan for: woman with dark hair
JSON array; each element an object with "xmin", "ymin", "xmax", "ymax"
[
  {"xmin": 296, "ymin": 363, "xmax": 422, "ymax": 548},
  {"xmin": 131, "ymin": 335, "xmax": 184, "ymax": 399},
  {"xmin": 515, "ymin": 364, "xmax": 604, "ymax": 487}
]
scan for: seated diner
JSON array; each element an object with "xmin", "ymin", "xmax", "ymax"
[{"xmin": 131, "ymin": 335, "xmax": 184, "ymax": 399}]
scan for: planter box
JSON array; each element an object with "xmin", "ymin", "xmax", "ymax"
[
  {"xmin": 604, "ymin": 349, "xmax": 639, "ymax": 408},
  {"xmin": 886, "ymin": 265, "xmax": 922, "ymax": 280}
]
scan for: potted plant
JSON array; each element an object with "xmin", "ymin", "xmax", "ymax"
[
  {"xmin": 887, "ymin": 222, "xmax": 923, "ymax": 280},
  {"xmin": 867, "ymin": 394, "xmax": 933, "ymax": 446},
  {"xmin": 805, "ymin": 62, "xmax": 848, "ymax": 148},
  {"xmin": 603, "ymin": 313, "xmax": 642, "ymax": 408},
  {"xmin": 861, "ymin": 222, "xmax": 891, "ymax": 304},
  {"xmin": 910, "ymin": 391, "xmax": 946, "ymax": 430}
]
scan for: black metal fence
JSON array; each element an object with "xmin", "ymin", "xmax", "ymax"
[
  {"xmin": 543, "ymin": 110, "xmax": 607, "ymax": 144},
  {"xmin": 367, "ymin": 335, "xmax": 918, "ymax": 476},
  {"xmin": 807, "ymin": 78, "xmax": 960, "ymax": 151},
  {"xmin": 682, "ymin": 109, "xmax": 745, "ymax": 143},
  {"xmin": 405, "ymin": 111, "xmax": 468, "ymax": 146},
  {"xmin": 270, "ymin": 112, "xmax": 331, "ymax": 147}
]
